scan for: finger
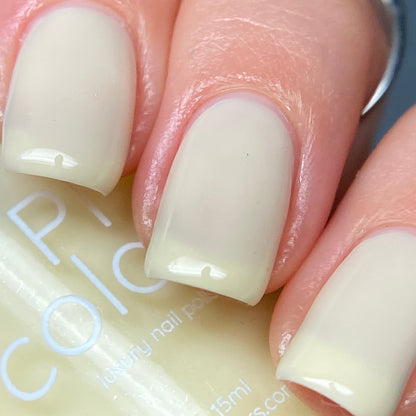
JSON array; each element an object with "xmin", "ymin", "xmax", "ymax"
[
  {"xmin": 273, "ymin": 106, "xmax": 416, "ymax": 416},
  {"xmin": 133, "ymin": 0, "xmax": 388, "ymax": 304},
  {"xmin": 0, "ymin": 0, "xmax": 179, "ymax": 194}
]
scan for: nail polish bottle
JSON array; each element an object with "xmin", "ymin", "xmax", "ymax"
[{"xmin": 0, "ymin": 155, "xmax": 316, "ymax": 416}]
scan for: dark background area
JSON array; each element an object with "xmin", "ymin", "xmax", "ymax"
[{"xmin": 373, "ymin": 0, "xmax": 416, "ymax": 145}]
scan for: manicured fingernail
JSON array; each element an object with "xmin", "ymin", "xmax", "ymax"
[
  {"xmin": 276, "ymin": 229, "xmax": 416, "ymax": 416},
  {"xmin": 145, "ymin": 95, "xmax": 294, "ymax": 305},
  {"xmin": 1, "ymin": 5, "xmax": 136, "ymax": 195}
]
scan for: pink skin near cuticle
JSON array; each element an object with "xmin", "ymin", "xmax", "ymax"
[
  {"xmin": 132, "ymin": 0, "xmax": 388, "ymax": 295},
  {"xmin": 271, "ymin": 106, "xmax": 416, "ymax": 416},
  {"xmin": 0, "ymin": 0, "xmax": 179, "ymax": 175}
]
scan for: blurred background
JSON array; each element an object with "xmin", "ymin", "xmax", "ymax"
[{"xmin": 373, "ymin": 0, "xmax": 416, "ymax": 145}]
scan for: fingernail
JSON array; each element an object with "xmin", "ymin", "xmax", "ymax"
[
  {"xmin": 145, "ymin": 94, "xmax": 294, "ymax": 305},
  {"xmin": 2, "ymin": 5, "xmax": 136, "ymax": 195},
  {"xmin": 276, "ymin": 230, "xmax": 416, "ymax": 416}
]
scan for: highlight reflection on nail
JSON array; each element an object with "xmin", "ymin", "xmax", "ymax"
[
  {"xmin": 2, "ymin": 5, "xmax": 136, "ymax": 195},
  {"xmin": 20, "ymin": 149, "xmax": 79, "ymax": 169},
  {"xmin": 277, "ymin": 229, "xmax": 416, "ymax": 416},
  {"xmin": 145, "ymin": 94, "xmax": 294, "ymax": 305}
]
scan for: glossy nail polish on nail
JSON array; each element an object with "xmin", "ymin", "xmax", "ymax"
[
  {"xmin": 0, "ymin": 156, "xmax": 313, "ymax": 416},
  {"xmin": 277, "ymin": 230, "xmax": 416, "ymax": 416},
  {"xmin": 2, "ymin": 5, "xmax": 136, "ymax": 195},
  {"xmin": 145, "ymin": 94, "xmax": 294, "ymax": 305}
]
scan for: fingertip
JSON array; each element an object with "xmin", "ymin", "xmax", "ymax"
[
  {"xmin": 0, "ymin": 0, "xmax": 178, "ymax": 194},
  {"xmin": 272, "ymin": 105, "xmax": 416, "ymax": 416},
  {"xmin": 133, "ymin": 0, "xmax": 391, "ymax": 304}
]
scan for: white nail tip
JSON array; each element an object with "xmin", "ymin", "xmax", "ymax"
[
  {"xmin": 2, "ymin": 6, "xmax": 136, "ymax": 195},
  {"xmin": 145, "ymin": 96, "xmax": 293, "ymax": 305},
  {"xmin": 276, "ymin": 230, "xmax": 416, "ymax": 416}
]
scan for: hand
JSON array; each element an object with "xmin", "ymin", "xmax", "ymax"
[{"xmin": 0, "ymin": 1, "xmax": 412, "ymax": 415}]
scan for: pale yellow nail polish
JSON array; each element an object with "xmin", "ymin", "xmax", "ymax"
[
  {"xmin": 277, "ymin": 230, "xmax": 416, "ymax": 416},
  {"xmin": 145, "ymin": 95, "xmax": 294, "ymax": 305},
  {"xmin": 2, "ymin": 5, "xmax": 136, "ymax": 195}
]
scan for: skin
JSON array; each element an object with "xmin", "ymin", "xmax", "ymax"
[
  {"xmin": 0, "ymin": 0, "xmax": 387, "ymax": 291},
  {"xmin": 132, "ymin": 0, "xmax": 388, "ymax": 293},
  {"xmin": 0, "ymin": 0, "xmax": 412, "ymax": 415},
  {"xmin": 270, "ymin": 106, "xmax": 416, "ymax": 416},
  {"xmin": 0, "ymin": 0, "xmax": 180, "ymax": 175}
]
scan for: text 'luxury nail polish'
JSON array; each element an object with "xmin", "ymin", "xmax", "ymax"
[{"xmin": 0, "ymin": 151, "xmax": 316, "ymax": 416}]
